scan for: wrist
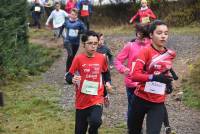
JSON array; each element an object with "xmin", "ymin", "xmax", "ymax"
[{"xmin": 148, "ymin": 75, "xmax": 153, "ymax": 81}]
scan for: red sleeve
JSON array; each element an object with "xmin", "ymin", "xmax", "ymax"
[
  {"xmin": 69, "ymin": 56, "xmax": 79, "ymax": 74},
  {"xmin": 130, "ymin": 11, "xmax": 139, "ymax": 22},
  {"xmin": 148, "ymin": 9, "xmax": 156, "ymax": 19},
  {"xmin": 131, "ymin": 48, "xmax": 150, "ymax": 82}
]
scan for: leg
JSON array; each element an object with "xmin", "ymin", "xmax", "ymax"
[
  {"xmin": 88, "ymin": 105, "xmax": 103, "ymax": 134},
  {"xmin": 71, "ymin": 44, "xmax": 79, "ymax": 58},
  {"xmin": 163, "ymin": 104, "xmax": 170, "ymax": 127},
  {"xmin": 163, "ymin": 104, "xmax": 172, "ymax": 134},
  {"xmin": 128, "ymin": 96, "xmax": 146, "ymax": 134},
  {"xmin": 85, "ymin": 16, "xmax": 90, "ymax": 30},
  {"xmin": 75, "ymin": 109, "xmax": 89, "ymax": 134},
  {"xmin": 64, "ymin": 42, "xmax": 73, "ymax": 72},
  {"xmin": 146, "ymin": 103, "xmax": 165, "ymax": 134}
]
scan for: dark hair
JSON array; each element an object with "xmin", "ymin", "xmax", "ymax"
[
  {"xmin": 81, "ymin": 31, "xmax": 99, "ymax": 43},
  {"xmin": 98, "ymin": 33, "xmax": 103, "ymax": 38},
  {"xmin": 55, "ymin": 2, "xmax": 60, "ymax": 6},
  {"xmin": 135, "ymin": 23, "xmax": 149, "ymax": 38},
  {"xmin": 149, "ymin": 20, "xmax": 167, "ymax": 34}
]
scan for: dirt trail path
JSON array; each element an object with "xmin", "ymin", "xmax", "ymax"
[{"xmin": 31, "ymin": 33, "xmax": 200, "ymax": 134}]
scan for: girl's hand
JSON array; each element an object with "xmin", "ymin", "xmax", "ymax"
[{"xmin": 124, "ymin": 68, "xmax": 130, "ymax": 75}]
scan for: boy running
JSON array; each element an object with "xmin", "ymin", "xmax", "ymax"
[{"xmin": 65, "ymin": 30, "xmax": 112, "ymax": 134}]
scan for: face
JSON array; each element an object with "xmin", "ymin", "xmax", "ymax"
[
  {"xmin": 84, "ymin": 36, "xmax": 99, "ymax": 56},
  {"xmin": 141, "ymin": 1, "xmax": 147, "ymax": 7},
  {"xmin": 98, "ymin": 35, "xmax": 104, "ymax": 46},
  {"xmin": 70, "ymin": 11, "xmax": 78, "ymax": 20},
  {"xmin": 150, "ymin": 25, "xmax": 169, "ymax": 48},
  {"xmin": 55, "ymin": 4, "xmax": 60, "ymax": 10}
]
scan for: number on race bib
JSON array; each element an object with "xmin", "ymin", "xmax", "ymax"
[
  {"xmin": 34, "ymin": 7, "xmax": 41, "ymax": 12},
  {"xmin": 81, "ymin": 80, "xmax": 99, "ymax": 95},
  {"xmin": 68, "ymin": 29, "xmax": 78, "ymax": 37},
  {"xmin": 82, "ymin": 5, "xmax": 89, "ymax": 11},
  {"xmin": 144, "ymin": 81, "xmax": 166, "ymax": 95},
  {"xmin": 141, "ymin": 17, "xmax": 150, "ymax": 24}
]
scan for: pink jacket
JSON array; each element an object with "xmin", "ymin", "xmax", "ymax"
[{"xmin": 114, "ymin": 39, "xmax": 151, "ymax": 87}]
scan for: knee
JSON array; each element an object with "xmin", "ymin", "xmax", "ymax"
[{"xmin": 89, "ymin": 118, "xmax": 102, "ymax": 128}]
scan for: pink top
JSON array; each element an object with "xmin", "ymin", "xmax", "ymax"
[
  {"xmin": 114, "ymin": 38, "xmax": 151, "ymax": 87},
  {"xmin": 65, "ymin": 0, "xmax": 76, "ymax": 13}
]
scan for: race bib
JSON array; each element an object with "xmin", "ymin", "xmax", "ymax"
[
  {"xmin": 82, "ymin": 5, "xmax": 89, "ymax": 11},
  {"xmin": 144, "ymin": 82, "xmax": 166, "ymax": 95},
  {"xmin": 68, "ymin": 29, "xmax": 78, "ymax": 37},
  {"xmin": 141, "ymin": 17, "xmax": 150, "ymax": 24},
  {"xmin": 34, "ymin": 6, "xmax": 41, "ymax": 12},
  {"xmin": 81, "ymin": 80, "xmax": 99, "ymax": 95}
]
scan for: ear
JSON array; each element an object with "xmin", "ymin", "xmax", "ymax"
[{"xmin": 149, "ymin": 33, "xmax": 153, "ymax": 39}]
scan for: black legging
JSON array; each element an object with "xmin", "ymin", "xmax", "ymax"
[
  {"xmin": 65, "ymin": 43, "xmax": 79, "ymax": 72},
  {"xmin": 128, "ymin": 95, "xmax": 165, "ymax": 134},
  {"xmin": 80, "ymin": 16, "xmax": 90, "ymax": 30},
  {"xmin": 75, "ymin": 105, "xmax": 103, "ymax": 134}
]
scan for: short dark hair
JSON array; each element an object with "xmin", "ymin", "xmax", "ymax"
[
  {"xmin": 55, "ymin": 2, "xmax": 60, "ymax": 6},
  {"xmin": 81, "ymin": 31, "xmax": 99, "ymax": 43},
  {"xmin": 149, "ymin": 20, "xmax": 167, "ymax": 34}
]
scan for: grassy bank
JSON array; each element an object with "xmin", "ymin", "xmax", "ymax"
[
  {"xmin": 182, "ymin": 58, "xmax": 200, "ymax": 109},
  {"xmin": 0, "ymin": 79, "xmax": 126, "ymax": 133}
]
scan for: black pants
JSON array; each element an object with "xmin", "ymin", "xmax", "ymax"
[
  {"xmin": 32, "ymin": 12, "xmax": 41, "ymax": 29},
  {"xmin": 64, "ymin": 42, "xmax": 79, "ymax": 72},
  {"xmin": 128, "ymin": 96, "xmax": 165, "ymax": 134},
  {"xmin": 75, "ymin": 105, "xmax": 103, "ymax": 134},
  {"xmin": 80, "ymin": 16, "xmax": 90, "ymax": 30}
]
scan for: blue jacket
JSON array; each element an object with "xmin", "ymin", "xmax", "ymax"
[{"xmin": 64, "ymin": 19, "xmax": 86, "ymax": 45}]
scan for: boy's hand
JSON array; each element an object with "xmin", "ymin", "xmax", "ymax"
[
  {"xmin": 72, "ymin": 75, "xmax": 81, "ymax": 84},
  {"xmin": 105, "ymin": 82, "xmax": 113, "ymax": 94},
  {"xmin": 104, "ymin": 96, "xmax": 110, "ymax": 108}
]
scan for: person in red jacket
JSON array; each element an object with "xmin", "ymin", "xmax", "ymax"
[
  {"xmin": 129, "ymin": 20, "xmax": 177, "ymax": 134},
  {"xmin": 129, "ymin": 0, "xmax": 156, "ymax": 25},
  {"xmin": 65, "ymin": 0, "xmax": 77, "ymax": 14},
  {"xmin": 65, "ymin": 30, "xmax": 112, "ymax": 134}
]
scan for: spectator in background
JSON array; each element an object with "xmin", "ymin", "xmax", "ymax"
[
  {"xmin": 65, "ymin": 0, "xmax": 77, "ymax": 14},
  {"xmin": 77, "ymin": 0, "xmax": 92, "ymax": 30},
  {"xmin": 31, "ymin": 0, "xmax": 44, "ymax": 29},
  {"xmin": 44, "ymin": 0, "xmax": 54, "ymax": 17},
  {"xmin": 129, "ymin": 0, "xmax": 156, "ymax": 25}
]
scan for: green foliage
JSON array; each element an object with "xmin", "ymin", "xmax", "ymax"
[
  {"xmin": 0, "ymin": 1, "xmax": 61, "ymax": 85},
  {"xmin": 183, "ymin": 58, "xmax": 200, "ymax": 109},
  {"xmin": 91, "ymin": 3, "xmax": 140, "ymax": 26},
  {"xmin": 0, "ymin": 0, "xmax": 28, "ymax": 84}
]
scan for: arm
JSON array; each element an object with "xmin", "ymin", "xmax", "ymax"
[
  {"xmin": 148, "ymin": 9, "xmax": 156, "ymax": 19},
  {"xmin": 130, "ymin": 11, "xmax": 139, "ymax": 23},
  {"xmin": 63, "ymin": 10, "xmax": 69, "ymax": 18},
  {"xmin": 65, "ymin": 56, "xmax": 79, "ymax": 84},
  {"xmin": 105, "ymin": 46, "xmax": 114, "ymax": 66},
  {"xmin": 114, "ymin": 43, "xmax": 130, "ymax": 74}
]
